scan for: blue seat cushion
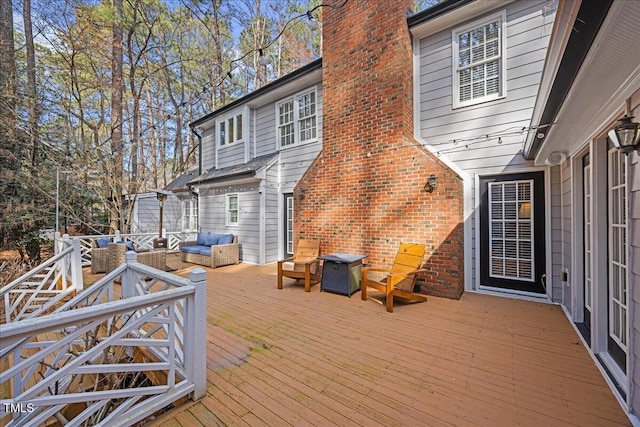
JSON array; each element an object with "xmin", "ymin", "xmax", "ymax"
[
  {"xmin": 96, "ymin": 237, "xmax": 110, "ymax": 248},
  {"xmin": 218, "ymin": 234, "xmax": 234, "ymax": 245},
  {"xmin": 205, "ymin": 233, "xmax": 220, "ymax": 246},
  {"xmin": 196, "ymin": 232, "xmax": 209, "ymax": 245},
  {"xmin": 125, "ymin": 241, "xmax": 136, "ymax": 252},
  {"xmin": 198, "ymin": 247, "xmax": 212, "ymax": 256},
  {"xmin": 181, "ymin": 245, "xmax": 207, "ymax": 254}
]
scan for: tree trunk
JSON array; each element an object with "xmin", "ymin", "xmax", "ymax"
[
  {"xmin": 23, "ymin": 0, "xmax": 39, "ymax": 168},
  {"xmin": 110, "ymin": 0, "xmax": 124, "ymax": 233}
]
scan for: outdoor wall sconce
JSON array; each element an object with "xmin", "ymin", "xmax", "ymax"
[
  {"xmin": 424, "ymin": 174, "xmax": 438, "ymax": 193},
  {"xmin": 608, "ymin": 115, "xmax": 640, "ymax": 155},
  {"xmin": 298, "ymin": 189, "xmax": 305, "ymax": 200}
]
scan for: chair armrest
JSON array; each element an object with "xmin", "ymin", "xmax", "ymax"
[
  {"xmin": 179, "ymin": 240, "xmax": 197, "ymax": 248},
  {"xmin": 362, "ymin": 267, "xmax": 393, "ymax": 274},
  {"xmin": 303, "ymin": 258, "xmax": 320, "ymax": 266},
  {"xmin": 387, "ymin": 268, "xmax": 429, "ymax": 277},
  {"xmin": 278, "ymin": 256, "xmax": 295, "ymax": 264}
]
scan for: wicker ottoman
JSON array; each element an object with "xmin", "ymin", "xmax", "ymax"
[{"xmin": 165, "ymin": 250, "xmax": 182, "ymax": 271}]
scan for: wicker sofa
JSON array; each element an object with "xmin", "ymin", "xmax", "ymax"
[
  {"xmin": 90, "ymin": 237, "xmax": 112, "ymax": 274},
  {"xmin": 106, "ymin": 242, "xmax": 167, "ymax": 273},
  {"xmin": 179, "ymin": 233, "xmax": 239, "ymax": 268}
]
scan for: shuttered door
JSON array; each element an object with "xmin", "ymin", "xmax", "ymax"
[
  {"xmin": 488, "ymin": 180, "xmax": 534, "ymax": 281},
  {"xmin": 479, "ymin": 172, "xmax": 546, "ymax": 294}
]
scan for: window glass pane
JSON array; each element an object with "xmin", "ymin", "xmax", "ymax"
[
  {"xmin": 236, "ymin": 114, "xmax": 243, "ymax": 140},
  {"xmin": 460, "ymin": 68, "xmax": 471, "ymax": 85},
  {"xmin": 473, "ymin": 81, "xmax": 485, "ymax": 98},
  {"xmin": 486, "ymin": 40, "xmax": 499, "ymax": 58},
  {"xmin": 228, "ymin": 118, "xmax": 234, "ymax": 143},
  {"xmin": 459, "ymin": 49, "xmax": 470, "ymax": 67},
  {"xmin": 228, "ymin": 195, "xmax": 238, "ymax": 225},
  {"xmin": 219, "ymin": 122, "xmax": 225, "ymax": 146},
  {"xmin": 458, "ymin": 33, "xmax": 470, "ymax": 49}
]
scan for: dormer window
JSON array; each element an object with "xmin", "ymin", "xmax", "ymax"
[
  {"xmin": 452, "ymin": 11, "xmax": 506, "ymax": 108},
  {"xmin": 277, "ymin": 87, "xmax": 318, "ymax": 149},
  {"xmin": 217, "ymin": 108, "xmax": 247, "ymax": 147}
]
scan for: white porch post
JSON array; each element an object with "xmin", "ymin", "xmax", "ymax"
[
  {"xmin": 71, "ymin": 239, "xmax": 84, "ymax": 293},
  {"xmin": 122, "ymin": 251, "xmax": 138, "ymax": 299},
  {"xmin": 187, "ymin": 268, "xmax": 207, "ymax": 400}
]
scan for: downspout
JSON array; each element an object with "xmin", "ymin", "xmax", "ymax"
[{"xmin": 190, "ymin": 125, "xmax": 203, "ymax": 176}]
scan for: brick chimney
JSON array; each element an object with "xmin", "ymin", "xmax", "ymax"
[{"xmin": 295, "ymin": 0, "xmax": 464, "ymax": 298}]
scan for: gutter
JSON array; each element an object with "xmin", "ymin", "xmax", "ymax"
[
  {"xmin": 190, "ymin": 125, "xmax": 203, "ymax": 176},
  {"xmin": 523, "ymin": 0, "xmax": 614, "ymax": 160},
  {"xmin": 407, "ymin": 0, "xmax": 475, "ymax": 28},
  {"xmin": 190, "ymin": 58, "xmax": 322, "ymax": 129}
]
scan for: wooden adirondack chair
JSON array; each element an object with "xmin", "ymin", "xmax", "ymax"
[
  {"xmin": 361, "ymin": 243, "xmax": 428, "ymax": 312},
  {"xmin": 277, "ymin": 240, "xmax": 321, "ymax": 292}
]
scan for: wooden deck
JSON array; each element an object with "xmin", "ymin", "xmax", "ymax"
[{"xmin": 149, "ymin": 263, "xmax": 630, "ymax": 427}]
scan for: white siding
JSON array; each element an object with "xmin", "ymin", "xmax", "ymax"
[
  {"xmin": 255, "ymin": 103, "xmax": 277, "ymax": 157},
  {"xmin": 193, "ymin": 81, "xmax": 322, "ymax": 265},
  {"xmin": 201, "ymin": 133, "xmax": 216, "ymax": 173},
  {"xmin": 130, "ymin": 194, "xmax": 182, "ymax": 234},
  {"xmin": 265, "ymin": 164, "xmax": 279, "ymax": 263},
  {"xmin": 560, "ymin": 159, "xmax": 572, "ymax": 305},
  {"xmin": 630, "ymin": 152, "xmax": 640, "ymax": 414},
  {"xmin": 418, "ymin": 0, "xmax": 555, "ymax": 292},
  {"xmin": 217, "ymin": 143, "xmax": 245, "ymax": 169},
  {"xmin": 199, "ymin": 184, "xmax": 261, "ymax": 264},
  {"xmin": 546, "ymin": 162, "xmax": 564, "ymax": 302}
]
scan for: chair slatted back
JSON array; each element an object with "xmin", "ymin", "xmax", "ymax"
[
  {"xmin": 293, "ymin": 240, "xmax": 320, "ymax": 272},
  {"xmin": 389, "ymin": 243, "xmax": 426, "ymax": 291}
]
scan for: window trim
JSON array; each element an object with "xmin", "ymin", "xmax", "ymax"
[
  {"xmin": 216, "ymin": 107, "xmax": 248, "ymax": 148},
  {"xmin": 451, "ymin": 11, "xmax": 507, "ymax": 109},
  {"xmin": 182, "ymin": 199, "xmax": 198, "ymax": 232},
  {"xmin": 276, "ymin": 86, "xmax": 318, "ymax": 150},
  {"xmin": 226, "ymin": 193, "xmax": 239, "ymax": 227}
]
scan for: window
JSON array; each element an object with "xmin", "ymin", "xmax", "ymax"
[
  {"xmin": 226, "ymin": 193, "xmax": 238, "ymax": 226},
  {"xmin": 488, "ymin": 180, "xmax": 534, "ymax": 281},
  {"xmin": 277, "ymin": 88, "xmax": 318, "ymax": 149},
  {"xmin": 182, "ymin": 199, "xmax": 198, "ymax": 232},
  {"xmin": 452, "ymin": 12, "xmax": 505, "ymax": 108},
  {"xmin": 217, "ymin": 111, "xmax": 245, "ymax": 147}
]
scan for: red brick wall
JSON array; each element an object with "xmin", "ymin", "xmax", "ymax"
[{"xmin": 295, "ymin": 0, "xmax": 465, "ymax": 299}]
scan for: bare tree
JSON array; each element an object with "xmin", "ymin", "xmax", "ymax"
[{"xmin": 110, "ymin": 0, "xmax": 124, "ymax": 233}]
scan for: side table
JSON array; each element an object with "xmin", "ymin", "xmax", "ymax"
[
  {"xmin": 318, "ymin": 253, "xmax": 367, "ymax": 297},
  {"xmin": 165, "ymin": 250, "xmax": 182, "ymax": 271}
]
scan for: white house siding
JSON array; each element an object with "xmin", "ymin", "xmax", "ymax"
[
  {"xmin": 264, "ymin": 164, "xmax": 279, "ymax": 263},
  {"xmin": 417, "ymin": 0, "xmax": 554, "ymax": 292},
  {"xmin": 630, "ymin": 153, "xmax": 640, "ymax": 415},
  {"xmin": 559, "ymin": 159, "xmax": 572, "ymax": 306},
  {"xmin": 549, "ymin": 164, "xmax": 563, "ymax": 302},
  {"xmin": 254, "ymin": 103, "xmax": 277, "ymax": 157},
  {"xmin": 201, "ymin": 133, "xmax": 216, "ymax": 173},
  {"xmin": 198, "ymin": 183, "xmax": 261, "ymax": 264},
  {"xmin": 130, "ymin": 193, "xmax": 181, "ymax": 234},
  {"xmin": 217, "ymin": 143, "xmax": 246, "ymax": 169}
]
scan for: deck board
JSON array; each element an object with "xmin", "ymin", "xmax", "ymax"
[{"xmin": 149, "ymin": 263, "xmax": 631, "ymax": 426}]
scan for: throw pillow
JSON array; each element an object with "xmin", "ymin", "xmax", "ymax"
[
  {"xmin": 97, "ymin": 237, "xmax": 110, "ymax": 248},
  {"xmin": 205, "ymin": 233, "xmax": 220, "ymax": 246},
  {"xmin": 196, "ymin": 232, "xmax": 209, "ymax": 245},
  {"xmin": 218, "ymin": 234, "xmax": 234, "ymax": 245}
]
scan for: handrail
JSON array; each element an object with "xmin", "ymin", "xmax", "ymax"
[
  {"xmin": 0, "ymin": 239, "xmax": 83, "ymax": 323},
  {"xmin": 56, "ymin": 230, "xmax": 197, "ymax": 267},
  {"xmin": 0, "ymin": 266, "xmax": 207, "ymax": 427}
]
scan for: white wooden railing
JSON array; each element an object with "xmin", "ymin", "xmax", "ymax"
[
  {"xmin": 0, "ymin": 255, "xmax": 207, "ymax": 427},
  {"xmin": 1, "ymin": 237, "xmax": 83, "ymax": 323},
  {"xmin": 61, "ymin": 231, "xmax": 196, "ymax": 268}
]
